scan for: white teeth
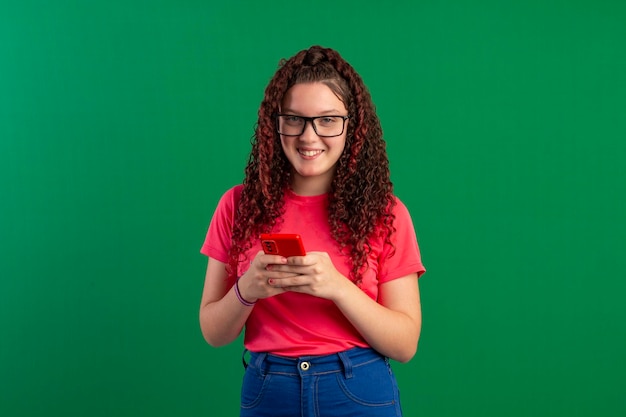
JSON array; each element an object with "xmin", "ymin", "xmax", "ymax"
[{"xmin": 299, "ymin": 149, "xmax": 322, "ymax": 157}]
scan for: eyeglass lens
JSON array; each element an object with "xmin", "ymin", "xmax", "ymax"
[{"xmin": 277, "ymin": 115, "xmax": 347, "ymax": 137}]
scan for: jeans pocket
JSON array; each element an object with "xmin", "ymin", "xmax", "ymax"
[
  {"xmin": 334, "ymin": 359, "xmax": 398, "ymax": 408},
  {"xmin": 240, "ymin": 368, "xmax": 272, "ymax": 409}
]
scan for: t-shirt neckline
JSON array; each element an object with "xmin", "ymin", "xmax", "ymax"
[{"xmin": 285, "ymin": 187, "xmax": 328, "ymax": 204}]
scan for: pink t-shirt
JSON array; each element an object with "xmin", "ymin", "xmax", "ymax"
[{"xmin": 201, "ymin": 185, "xmax": 425, "ymax": 357}]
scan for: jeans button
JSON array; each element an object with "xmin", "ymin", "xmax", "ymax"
[{"xmin": 300, "ymin": 361, "xmax": 310, "ymax": 371}]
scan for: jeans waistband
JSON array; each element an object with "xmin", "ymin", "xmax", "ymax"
[{"xmin": 245, "ymin": 347, "xmax": 386, "ymax": 378}]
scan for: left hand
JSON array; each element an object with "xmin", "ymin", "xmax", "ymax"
[{"xmin": 265, "ymin": 251, "xmax": 350, "ymax": 301}]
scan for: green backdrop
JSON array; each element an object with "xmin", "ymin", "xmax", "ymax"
[{"xmin": 1, "ymin": 1, "xmax": 625, "ymax": 416}]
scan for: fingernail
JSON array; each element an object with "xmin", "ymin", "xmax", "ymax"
[{"xmin": 268, "ymin": 279, "xmax": 274, "ymax": 285}]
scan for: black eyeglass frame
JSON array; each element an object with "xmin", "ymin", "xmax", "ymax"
[{"xmin": 275, "ymin": 114, "xmax": 351, "ymax": 138}]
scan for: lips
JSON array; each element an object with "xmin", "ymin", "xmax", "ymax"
[{"xmin": 298, "ymin": 149, "xmax": 323, "ymax": 157}]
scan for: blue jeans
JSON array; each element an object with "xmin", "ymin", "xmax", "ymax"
[{"xmin": 240, "ymin": 347, "xmax": 403, "ymax": 417}]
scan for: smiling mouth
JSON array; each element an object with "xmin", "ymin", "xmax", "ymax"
[{"xmin": 298, "ymin": 149, "xmax": 323, "ymax": 157}]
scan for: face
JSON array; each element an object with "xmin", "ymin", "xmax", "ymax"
[{"xmin": 279, "ymin": 82, "xmax": 349, "ymax": 196}]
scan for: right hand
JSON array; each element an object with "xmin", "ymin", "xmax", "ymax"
[{"xmin": 237, "ymin": 251, "xmax": 302, "ymax": 302}]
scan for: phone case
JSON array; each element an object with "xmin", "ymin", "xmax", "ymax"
[{"xmin": 260, "ymin": 233, "xmax": 306, "ymax": 257}]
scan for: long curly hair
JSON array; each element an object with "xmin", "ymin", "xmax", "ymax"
[{"xmin": 228, "ymin": 45, "xmax": 396, "ymax": 283}]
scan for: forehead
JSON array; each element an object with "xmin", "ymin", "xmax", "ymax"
[{"xmin": 281, "ymin": 82, "xmax": 347, "ymax": 114}]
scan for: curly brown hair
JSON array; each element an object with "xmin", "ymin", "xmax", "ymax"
[{"xmin": 228, "ymin": 45, "xmax": 396, "ymax": 283}]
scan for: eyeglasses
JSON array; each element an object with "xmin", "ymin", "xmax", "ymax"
[{"xmin": 276, "ymin": 114, "xmax": 350, "ymax": 138}]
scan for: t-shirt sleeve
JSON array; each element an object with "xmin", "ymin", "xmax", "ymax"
[
  {"xmin": 200, "ymin": 185, "xmax": 242, "ymax": 263},
  {"xmin": 378, "ymin": 197, "xmax": 426, "ymax": 283}
]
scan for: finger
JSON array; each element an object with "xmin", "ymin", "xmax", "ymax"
[
  {"xmin": 268, "ymin": 275, "xmax": 309, "ymax": 288},
  {"xmin": 282, "ymin": 286, "xmax": 308, "ymax": 294},
  {"xmin": 259, "ymin": 254, "xmax": 288, "ymax": 268},
  {"xmin": 284, "ymin": 255, "xmax": 309, "ymax": 266},
  {"xmin": 279, "ymin": 271, "xmax": 302, "ymax": 278},
  {"xmin": 253, "ymin": 251, "xmax": 288, "ymax": 266},
  {"xmin": 266, "ymin": 263, "xmax": 292, "ymax": 271},
  {"xmin": 265, "ymin": 272, "xmax": 301, "ymax": 284}
]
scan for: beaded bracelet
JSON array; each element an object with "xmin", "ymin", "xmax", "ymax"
[{"xmin": 234, "ymin": 278, "xmax": 256, "ymax": 307}]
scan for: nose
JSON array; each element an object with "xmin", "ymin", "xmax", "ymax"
[{"xmin": 300, "ymin": 119, "xmax": 319, "ymax": 140}]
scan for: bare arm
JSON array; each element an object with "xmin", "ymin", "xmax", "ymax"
[
  {"xmin": 199, "ymin": 252, "xmax": 300, "ymax": 347},
  {"xmin": 199, "ymin": 257, "xmax": 252, "ymax": 347},
  {"xmin": 333, "ymin": 273, "xmax": 421, "ymax": 363}
]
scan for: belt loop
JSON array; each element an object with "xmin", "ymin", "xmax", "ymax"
[
  {"xmin": 254, "ymin": 352, "xmax": 268, "ymax": 376},
  {"xmin": 337, "ymin": 351, "xmax": 353, "ymax": 379}
]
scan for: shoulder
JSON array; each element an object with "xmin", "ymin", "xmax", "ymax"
[
  {"xmin": 209, "ymin": 185, "xmax": 244, "ymax": 222},
  {"xmin": 389, "ymin": 195, "xmax": 414, "ymax": 224},
  {"xmin": 225, "ymin": 184, "xmax": 244, "ymax": 199},
  {"xmin": 217, "ymin": 184, "xmax": 244, "ymax": 208},
  {"xmin": 385, "ymin": 195, "xmax": 419, "ymax": 244}
]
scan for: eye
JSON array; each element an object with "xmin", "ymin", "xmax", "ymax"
[
  {"xmin": 282, "ymin": 115, "xmax": 303, "ymax": 125},
  {"xmin": 318, "ymin": 116, "xmax": 339, "ymax": 126}
]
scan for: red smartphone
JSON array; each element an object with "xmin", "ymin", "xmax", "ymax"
[{"xmin": 260, "ymin": 233, "xmax": 306, "ymax": 257}]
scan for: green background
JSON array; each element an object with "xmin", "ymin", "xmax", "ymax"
[{"xmin": 1, "ymin": 1, "xmax": 625, "ymax": 416}]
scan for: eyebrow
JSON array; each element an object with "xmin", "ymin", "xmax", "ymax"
[{"xmin": 281, "ymin": 108, "xmax": 344, "ymax": 115}]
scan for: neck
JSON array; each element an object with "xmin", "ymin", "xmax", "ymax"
[{"xmin": 290, "ymin": 174, "xmax": 332, "ymax": 196}]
